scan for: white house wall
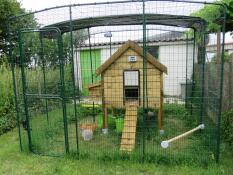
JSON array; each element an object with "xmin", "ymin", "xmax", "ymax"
[
  {"xmin": 100, "ymin": 47, "xmax": 118, "ymax": 63},
  {"xmin": 159, "ymin": 43, "xmax": 194, "ymax": 97},
  {"xmin": 74, "ymin": 50, "xmax": 83, "ymax": 91}
]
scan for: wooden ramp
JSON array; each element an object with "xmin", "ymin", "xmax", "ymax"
[{"xmin": 120, "ymin": 102, "xmax": 138, "ymax": 152}]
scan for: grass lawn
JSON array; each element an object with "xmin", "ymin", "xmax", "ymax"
[
  {"xmin": 0, "ymin": 129, "xmax": 233, "ymax": 175},
  {"xmin": 22, "ymin": 103, "xmax": 224, "ymax": 164}
]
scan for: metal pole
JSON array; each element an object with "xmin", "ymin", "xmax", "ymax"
[
  {"xmin": 69, "ymin": 6, "xmax": 79, "ymax": 155},
  {"xmin": 142, "ymin": 0, "xmax": 147, "ymax": 162},
  {"xmin": 18, "ymin": 31, "xmax": 33, "ymax": 152},
  {"xmin": 190, "ymin": 30, "xmax": 196, "ymax": 115},
  {"xmin": 185, "ymin": 33, "xmax": 188, "ymax": 108},
  {"xmin": 87, "ymin": 28, "xmax": 95, "ymax": 122},
  {"xmin": 216, "ymin": 5, "xmax": 226, "ymax": 163},
  {"xmin": 7, "ymin": 21, "xmax": 23, "ymax": 151},
  {"xmin": 39, "ymin": 33, "xmax": 49, "ymax": 122},
  {"xmin": 200, "ymin": 32, "xmax": 206, "ymax": 123},
  {"xmin": 200, "ymin": 31, "xmax": 206, "ymax": 124},
  {"xmin": 88, "ymin": 28, "xmax": 94, "ymax": 84},
  {"xmin": 57, "ymin": 32, "xmax": 69, "ymax": 153}
]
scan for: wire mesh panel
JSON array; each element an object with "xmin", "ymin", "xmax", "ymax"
[
  {"xmin": 8, "ymin": 0, "xmax": 226, "ymax": 163},
  {"xmin": 16, "ymin": 28, "xmax": 70, "ymax": 156}
]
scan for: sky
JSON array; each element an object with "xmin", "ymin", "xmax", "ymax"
[
  {"xmin": 19, "ymin": 0, "xmax": 215, "ymax": 11},
  {"xmin": 18, "ymin": 0, "xmax": 232, "ymax": 44},
  {"xmin": 19, "ymin": 0, "xmax": 124, "ymax": 11}
]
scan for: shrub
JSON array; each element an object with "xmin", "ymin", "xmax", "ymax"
[
  {"xmin": 0, "ymin": 63, "xmax": 16, "ymax": 135},
  {"xmin": 20, "ymin": 64, "xmax": 80, "ymax": 112},
  {"xmin": 67, "ymin": 104, "xmax": 102, "ymax": 122},
  {"xmin": 108, "ymin": 107, "xmax": 125, "ymax": 118},
  {"xmin": 222, "ymin": 107, "xmax": 233, "ymax": 151},
  {"xmin": 0, "ymin": 62, "xmax": 79, "ymax": 135}
]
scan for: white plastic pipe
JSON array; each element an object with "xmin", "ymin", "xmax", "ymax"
[{"xmin": 161, "ymin": 124, "xmax": 205, "ymax": 149}]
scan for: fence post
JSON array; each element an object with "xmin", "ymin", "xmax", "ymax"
[
  {"xmin": 57, "ymin": 30, "xmax": 69, "ymax": 154},
  {"xmin": 69, "ymin": 5, "xmax": 80, "ymax": 156},
  {"xmin": 216, "ymin": 4, "xmax": 226, "ymax": 163},
  {"xmin": 7, "ymin": 21, "xmax": 23, "ymax": 151},
  {"xmin": 18, "ymin": 31, "xmax": 33, "ymax": 152}
]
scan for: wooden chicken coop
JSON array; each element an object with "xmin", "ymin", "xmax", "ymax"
[{"xmin": 89, "ymin": 40, "xmax": 167, "ymax": 133}]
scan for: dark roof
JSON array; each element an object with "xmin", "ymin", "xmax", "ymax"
[
  {"xmin": 147, "ymin": 31, "xmax": 185, "ymax": 41},
  {"xmin": 44, "ymin": 13, "xmax": 206, "ymax": 34},
  {"xmin": 78, "ymin": 35, "xmax": 190, "ymax": 48}
]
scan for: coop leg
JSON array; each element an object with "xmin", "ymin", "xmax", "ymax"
[
  {"xmin": 159, "ymin": 75, "xmax": 164, "ymax": 134},
  {"xmin": 102, "ymin": 105, "xmax": 108, "ymax": 134},
  {"xmin": 158, "ymin": 107, "xmax": 164, "ymax": 134}
]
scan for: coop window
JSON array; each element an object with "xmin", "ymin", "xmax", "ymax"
[
  {"xmin": 125, "ymin": 88, "xmax": 139, "ymax": 100},
  {"xmin": 123, "ymin": 70, "xmax": 139, "ymax": 101},
  {"xmin": 124, "ymin": 71, "xmax": 139, "ymax": 86}
]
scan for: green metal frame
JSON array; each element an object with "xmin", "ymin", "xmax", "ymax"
[
  {"xmin": 18, "ymin": 27, "xmax": 70, "ymax": 153},
  {"xmin": 39, "ymin": 33, "xmax": 49, "ymax": 122},
  {"xmin": 69, "ymin": 6, "xmax": 80, "ymax": 155},
  {"xmin": 18, "ymin": 30, "xmax": 33, "ymax": 152},
  {"xmin": 7, "ymin": 0, "xmax": 226, "ymax": 163}
]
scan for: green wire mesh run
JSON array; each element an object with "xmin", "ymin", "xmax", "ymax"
[{"xmin": 7, "ymin": 0, "xmax": 226, "ymax": 164}]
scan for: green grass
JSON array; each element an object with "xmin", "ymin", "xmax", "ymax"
[
  {"xmin": 11, "ymin": 103, "xmax": 233, "ymax": 173},
  {"xmin": 0, "ymin": 130, "xmax": 233, "ymax": 175},
  {"xmin": 19, "ymin": 103, "xmax": 222, "ymax": 164}
]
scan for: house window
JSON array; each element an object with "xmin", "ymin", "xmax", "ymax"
[
  {"xmin": 147, "ymin": 46, "xmax": 159, "ymax": 58},
  {"xmin": 123, "ymin": 70, "xmax": 139, "ymax": 101}
]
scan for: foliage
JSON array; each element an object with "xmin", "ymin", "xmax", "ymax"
[
  {"xmin": 225, "ymin": 0, "xmax": 233, "ymax": 33},
  {"xmin": 211, "ymin": 51, "xmax": 231, "ymax": 62},
  {"xmin": 67, "ymin": 104, "xmax": 102, "ymax": 122},
  {"xmin": 193, "ymin": 5, "xmax": 222, "ymax": 32},
  {"xmin": 0, "ymin": 0, "xmax": 20, "ymax": 55},
  {"xmin": 0, "ymin": 62, "xmax": 81, "ymax": 135},
  {"xmin": 108, "ymin": 107, "xmax": 125, "ymax": 118},
  {"xmin": 0, "ymin": 0, "xmax": 37, "ymax": 64},
  {"xmin": 21, "ymin": 64, "xmax": 81, "ymax": 112},
  {"xmin": 0, "ymin": 0, "xmax": 87, "ymax": 67},
  {"xmin": 0, "ymin": 61, "xmax": 15, "ymax": 135},
  {"xmin": 11, "ymin": 30, "xmax": 87, "ymax": 67},
  {"xmin": 221, "ymin": 105, "xmax": 233, "ymax": 151},
  {"xmin": 192, "ymin": 0, "xmax": 233, "ymax": 33}
]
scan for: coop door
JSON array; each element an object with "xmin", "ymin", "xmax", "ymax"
[
  {"xmin": 124, "ymin": 70, "xmax": 139, "ymax": 101},
  {"xmin": 18, "ymin": 28, "xmax": 70, "ymax": 156}
]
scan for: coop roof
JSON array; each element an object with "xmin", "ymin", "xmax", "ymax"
[
  {"xmin": 88, "ymin": 82, "xmax": 102, "ymax": 89},
  {"xmin": 96, "ymin": 40, "xmax": 167, "ymax": 75},
  {"xmin": 43, "ymin": 14, "xmax": 206, "ymax": 35}
]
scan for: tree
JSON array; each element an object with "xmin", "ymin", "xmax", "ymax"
[
  {"xmin": 191, "ymin": 0, "xmax": 233, "ymax": 63},
  {"xmin": 0, "ymin": 0, "xmax": 87, "ymax": 67},
  {"xmin": 17, "ymin": 30, "xmax": 87, "ymax": 68},
  {"xmin": 0, "ymin": 0, "xmax": 37, "ymax": 64},
  {"xmin": 225, "ymin": 1, "xmax": 233, "ymax": 33},
  {"xmin": 193, "ymin": 0, "xmax": 233, "ymax": 33}
]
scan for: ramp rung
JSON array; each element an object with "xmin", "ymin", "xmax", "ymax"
[
  {"xmin": 122, "ymin": 132, "xmax": 136, "ymax": 139},
  {"xmin": 120, "ymin": 144, "xmax": 134, "ymax": 148},
  {"xmin": 121, "ymin": 138, "xmax": 135, "ymax": 145},
  {"xmin": 120, "ymin": 102, "xmax": 138, "ymax": 152},
  {"xmin": 120, "ymin": 147, "xmax": 133, "ymax": 151},
  {"xmin": 122, "ymin": 129, "xmax": 136, "ymax": 133},
  {"xmin": 125, "ymin": 120, "xmax": 136, "ymax": 126}
]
